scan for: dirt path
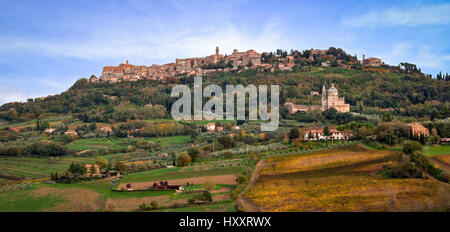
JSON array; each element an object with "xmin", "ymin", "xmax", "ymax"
[{"xmin": 237, "ymin": 159, "xmax": 266, "ymax": 212}]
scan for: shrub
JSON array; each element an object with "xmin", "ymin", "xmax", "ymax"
[
  {"xmin": 202, "ymin": 177, "xmax": 216, "ymax": 191},
  {"xmin": 150, "ymin": 200, "xmax": 158, "ymax": 209},
  {"xmin": 403, "ymin": 141, "xmax": 423, "ymax": 155},
  {"xmin": 177, "ymin": 152, "xmax": 191, "ymax": 167},
  {"xmin": 288, "ymin": 127, "xmax": 300, "ymax": 140},
  {"xmin": 379, "ymin": 162, "xmax": 423, "ymax": 179},
  {"xmin": 217, "ymin": 136, "xmax": 236, "ymax": 149},
  {"xmin": 223, "ymin": 151, "xmax": 234, "ymax": 158},
  {"xmin": 139, "ymin": 203, "xmax": 150, "ymax": 211},
  {"xmin": 236, "ymin": 175, "xmax": 247, "ymax": 184}
]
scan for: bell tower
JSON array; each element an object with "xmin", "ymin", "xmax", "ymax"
[
  {"xmin": 216, "ymin": 46, "xmax": 219, "ymax": 55},
  {"xmin": 322, "ymin": 85, "xmax": 327, "ymax": 108}
]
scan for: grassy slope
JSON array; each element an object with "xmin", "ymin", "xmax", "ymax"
[
  {"xmin": 425, "ymin": 145, "xmax": 450, "ymax": 156},
  {"xmin": 0, "ymin": 186, "xmax": 65, "ymax": 212}
]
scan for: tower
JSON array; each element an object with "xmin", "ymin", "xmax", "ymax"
[
  {"xmin": 126, "ymin": 60, "xmax": 129, "ymax": 65},
  {"xmin": 362, "ymin": 54, "xmax": 365, "ymax": 67},
  {"xmin": 216, "ymin": 46, "xmax": 219, "ymax": 55},
  {"xmin": 321, "ymin": 85, "xmax": 327, "ymax": 108}
]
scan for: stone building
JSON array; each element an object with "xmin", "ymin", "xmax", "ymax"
[
  {"xmin": 283, "ymin": 102, "xmax": 321, "ymax": 114},
  {"xmin": 225, "ymin": 49, "xmax": 261, "ymax": 67},
  {"xmin": 321, "ymin": 84, "xmax": 350, "ymax": 112},
  {"xmin": 362, "ymin": 55, "xmax": 382, "ymax": 67},
  {"xmin": 407, "ymin": 123, "xmax": 430, "ymax": 137},
  {"xmin": 85, "ymin": 164, "xmax": 100, "ymax": 176}
]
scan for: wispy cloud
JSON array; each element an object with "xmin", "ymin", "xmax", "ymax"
[
  {"xmin": 380, "ymin": 43, "xmax": 450, "ymax": 72},
  {"xmin": 0, "ymin": 86, "xmax": 28, "ymax": 105},
  {"xmin": 343, "ymin": 3, "xmax": 450, "ymax": 27},
  {"xmin": 0, "ymin": 20, "xmax": 292, "ymax": 65}
]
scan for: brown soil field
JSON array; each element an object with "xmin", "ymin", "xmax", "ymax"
[
  {"xmin": 211, "ymin": 186, "xmax": 232, "ymax": 194},
  {"xmin": 213, "ymin": 193, "xmax": 231, "ymax": 201},
  {"xmin": 118, "ymin": 174, "xmax": 238, "ymax": 190},
  {"xmin": 32, "ymin": 187, "xmax": 105, "ymax": 212}
]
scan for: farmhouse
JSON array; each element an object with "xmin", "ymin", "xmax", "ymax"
[
  {"xmin": 44, "ymin": 128, "xmax": 56, "ymax": 134},
  {"xmin": 85, "ymin": 164, "xmax": 100, "ymax": 176},
  {"xmin": 65, "ymin": 129, "xmax": 78, "ymax": 136},
  {"xmin": 99, "ymin": 126, "xmax": 112, "ymax": 133},
  {"xmin": 310, "ymin": 91, "xmax": 320, "ymax": 96},
  {"xmin": 205, "ymin": 123, "xmax": 216, "ymax": 132},
  {"xmin": 439, "ymin": 138, "xmax": 450, "ymax": 145},
  {"xmin": 303, "ymin": 128, "xmax": 348, "ymax": 141}
]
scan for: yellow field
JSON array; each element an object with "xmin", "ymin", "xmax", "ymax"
[
  {"xmin": 245, "ymin": 145, "xmax": 450, "ymax": 212},
  {"xmin": 261, "ymin": 145, "xmax": 398, "ymax": 175}
]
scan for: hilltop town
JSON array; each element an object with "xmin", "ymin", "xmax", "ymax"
[{"xmin": 90, "ymin": 47, "xmax": 389, "ymax": 83}]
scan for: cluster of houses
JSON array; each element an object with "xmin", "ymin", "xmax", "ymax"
[
  {"xmin": 93, "ymin": 47, "xmax": 264, "ymax": 83},
  {"xmin": 42, "ymin": 125, "xmax": 113, "ymax": 136},
  {"xmin": 202, "ymin": 122, "xmax": 240, "ymax": 133},
  {"xmin": 84, "ymin": 163, "xmax": 121, "ymax": 178},
  {"xmin": 91, "ymin": 47, "xmax": 385, "ymax": 84}
]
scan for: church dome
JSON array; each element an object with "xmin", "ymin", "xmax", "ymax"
[{"xmin": 328, "ymin": 84, "xmax": 337, "ymax": 93}]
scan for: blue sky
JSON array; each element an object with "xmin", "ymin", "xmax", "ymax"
[{"xmin": 0, "ymin": 0, "xmax": 449, "ymax": 104}]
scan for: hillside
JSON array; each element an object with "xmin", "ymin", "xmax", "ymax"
[{"xmin": 0, "ymin": 66, "xmax": 449, "ymax": 124}]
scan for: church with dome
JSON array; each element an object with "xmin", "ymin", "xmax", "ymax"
[{"xmin": 321, "ymin": 84, "xmax": 350, "ymax": 112}]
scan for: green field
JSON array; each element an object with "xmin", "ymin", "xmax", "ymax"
[
  {"xmin": 66, "ymin": 135, "xmax": 191, "ymax": 151},
  {"xmin": 0, "ymin": 186, "xmax": 66, "ymax": 212},
  {"xmin": 425, "ymin": 145, "xmax": 450, "ymax": 156},
  {"xmin": 0, "ymin": 156, "xmax": 97, "ymax": 179}
]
